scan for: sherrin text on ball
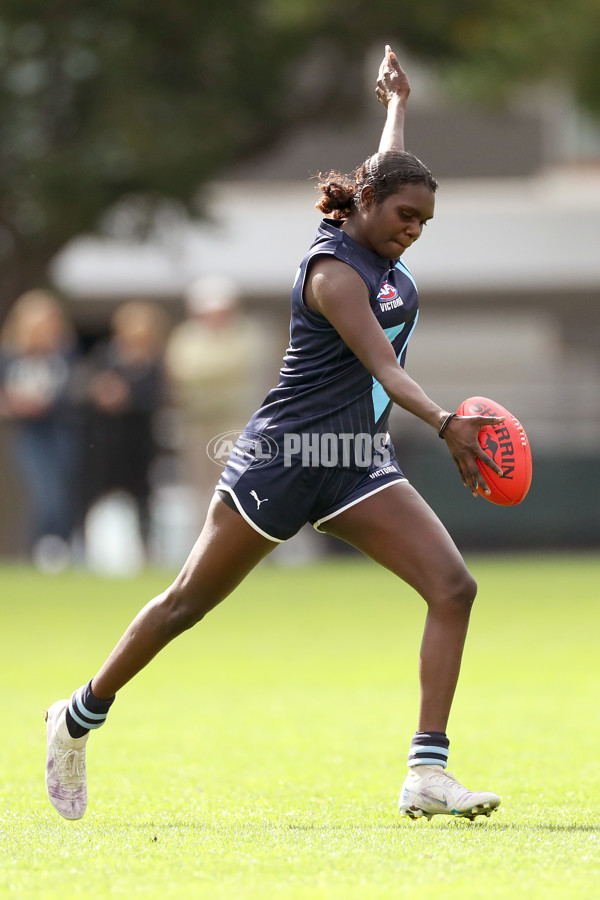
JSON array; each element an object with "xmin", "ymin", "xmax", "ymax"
[{"xmin": 457, "ymin": 396, "xmax": 532, "ymax": 506}]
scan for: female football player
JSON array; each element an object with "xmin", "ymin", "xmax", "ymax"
[{"xmin": 46, "ymin": 46, "xmax": 503, "ymax": 823}]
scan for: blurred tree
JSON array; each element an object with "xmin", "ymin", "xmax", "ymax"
[{"xmin": 1, "ymin": 0, "xmax": 599, "ymax": 317}]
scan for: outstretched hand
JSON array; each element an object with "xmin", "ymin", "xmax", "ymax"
[
  {"xmin": 442, "ymin": 415, "xmax": 506, "ymax": 497},
  {"xmin": 376, "ymin": 44, "xmax": 410, "ymax": 108}
]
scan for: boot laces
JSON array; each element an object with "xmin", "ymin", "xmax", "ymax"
[{"xmin": 56, "ymin": 746, "xmax": 85, "ymax": 781}]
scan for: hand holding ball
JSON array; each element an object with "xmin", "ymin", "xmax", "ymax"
[{"xmin": 456, "ymin": 397, "xmax": 532, "ymax": 506}]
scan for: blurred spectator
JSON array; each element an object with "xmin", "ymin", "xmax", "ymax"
[
  {"xmin": 0, "ymin": 290, "xmax": 81, "ymax": 569},
  {"xmin": 164, "ymin": 276, "xmax": 263, "ymax": 515},
  {"xmin": 81, "ymin": 300, "xmax": 170, "ymax": 556}
]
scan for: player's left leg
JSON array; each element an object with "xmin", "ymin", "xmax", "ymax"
[
  {"xmin": 319, "ymin": 480, "xmax": 500, "ymax": 820},
  {"xmin": 320, "ymin": 480, "xmax": 473, "ymax": 732}
]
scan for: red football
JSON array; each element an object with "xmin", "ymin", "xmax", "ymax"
[{"xmin": 456, "ymin": 396, "xmax": 532, "ymax": 506}]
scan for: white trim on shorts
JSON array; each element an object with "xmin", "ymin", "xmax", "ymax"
[
  {"xmin": 312, "ymin": 477, "xmax": 407, "ymax": 532},
  {"xmin": 215, "ymin": 486, "xmax": 284, "ymax": 543}
]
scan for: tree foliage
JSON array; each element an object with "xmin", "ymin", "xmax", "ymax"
[{"xmin": 1, "ymin": 0, "xmax": 598, "ymax": 314}]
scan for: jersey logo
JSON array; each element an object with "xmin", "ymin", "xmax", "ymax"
[
  {"xmin": 377, "ymin": 281, "xmax": 403, "ymax": 310},
  {"xmin": 250, "ymin": 490, "xmax": 269, "ymax": 510},
  {"xmin": 378, "ymin": 281, "xmax": 398, "ymax": 301}
]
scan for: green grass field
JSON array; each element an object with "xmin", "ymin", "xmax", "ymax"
[{"xmin": 2, "ymin": 554, "xmax": 599, "ymax": 899}]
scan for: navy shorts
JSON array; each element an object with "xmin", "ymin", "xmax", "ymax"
[{"xmin": 216, "ymin": 436, "xmax": 406, "ymax": 542}]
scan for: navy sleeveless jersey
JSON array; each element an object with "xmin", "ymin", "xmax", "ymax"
[{"xmin": 244, "ymin": 217, "xmax": 419, "ymax": 469}]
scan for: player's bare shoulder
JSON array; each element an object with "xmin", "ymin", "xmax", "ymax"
[{"xmin": 304, "ymin": 256, "xmax": 368, "ymax": 315}]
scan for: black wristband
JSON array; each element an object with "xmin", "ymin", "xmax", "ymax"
[{"xmin": 438, "ymin": 413, "xmax": 457, "ymax": 439}]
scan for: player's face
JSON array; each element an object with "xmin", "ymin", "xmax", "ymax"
[{"xmin": 350, "ymin": 183, "xmax": 435, "ymax": 260}]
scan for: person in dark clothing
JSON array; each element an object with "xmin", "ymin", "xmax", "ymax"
[
  {"xmin": 46, "ymin": 48, "xmax": 504, "ymax": 823},
  {"xmin": 81, "ymin": 300, "xmax": 169, "ymax": 549},
  {"xmin": 0, "ymin": 290, "xmax": 81, "ymax": 567}
]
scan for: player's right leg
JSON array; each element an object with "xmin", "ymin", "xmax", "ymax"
[{"xmin": 45, "ymin": 493, "xmax": 276, "ymax": 819}]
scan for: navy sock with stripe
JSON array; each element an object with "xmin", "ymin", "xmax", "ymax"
[
  {"xmin": 408, "ymin": 731, "xmax": 450, "ymax": 768},
  {"xmin": 65, "ymin": 680, "xmax": 115, "ymax": 739}
]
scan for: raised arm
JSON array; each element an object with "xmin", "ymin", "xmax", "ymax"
[{"xmin": 376, "ymin": 45, "xmax": 411, "ymax": 152}]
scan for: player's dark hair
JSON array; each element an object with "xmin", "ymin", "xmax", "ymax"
[{"xmin": 316, "ymin": 150, "xmax": 438, "ymax": 220}]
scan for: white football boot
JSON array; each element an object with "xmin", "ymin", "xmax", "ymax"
[
  {"xmin": 45, "ymin": 699, "xmax": 88, "ymax": 820},
  {"xmin": 399, "ymin": 764, "xmax": 501, "ymax": 821}
]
